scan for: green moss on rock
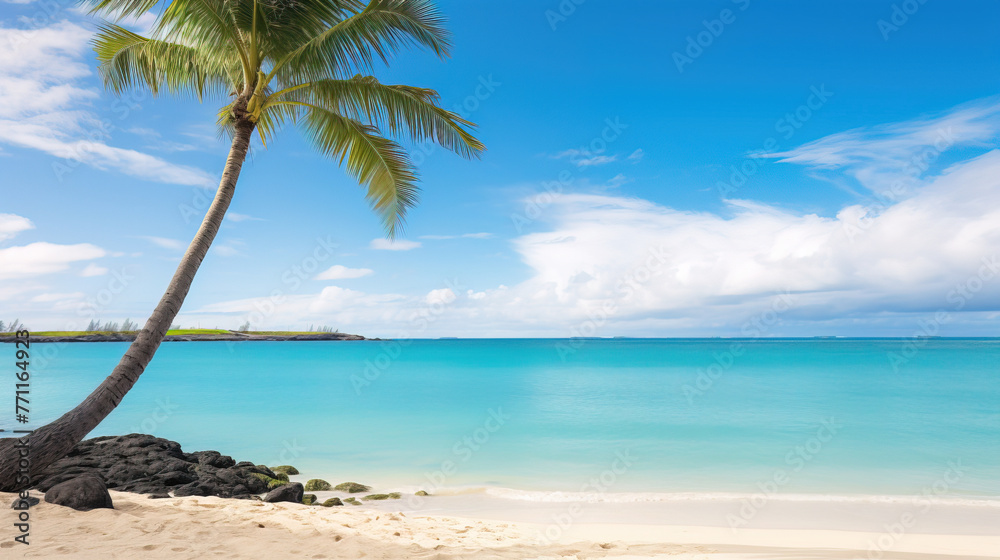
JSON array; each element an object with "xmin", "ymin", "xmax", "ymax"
[
  {"xmin": 363, "ymin": 492, "xmax": 401, "ymax": 501},
  {"xmin": 270, "ymin": 465, "xmax": 300, "ymax": 476},
  {"xmin": 343, "ymin": 497, "xmax": 361, "ymax": 506},
  {"xmin": 251, "ymin": 473, "xmax": 288, "ymax": 490},
  {"xmin": 415, "ymin": 490, "xmax": 429, "ymax": 496},
  {"xmin": 302, "ymin": 494, "xmax": 318, "ymax": 505},
  {"xmin": 322, "ymin": 497, "xmax": 343, "ymax": 507},
  {"xmin": 333, "ymin": 482, "xmax": 370, "ymax": 493},
  {"xmin": 304, "ymin": 479, "xmax": 332, "ymax": 491}
]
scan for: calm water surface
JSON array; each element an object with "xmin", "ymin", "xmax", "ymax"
[{"xmin": 10, "ymin": 338, "xmax": 1000, "ymax": 498}]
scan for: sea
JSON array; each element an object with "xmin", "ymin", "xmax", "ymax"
[{"xmin": 9, "ymin": 338, "xmax": 1000, "ymax": 532}]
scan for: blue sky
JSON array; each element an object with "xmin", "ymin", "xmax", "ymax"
[{"xmin": 2, "ymin": 0, "xmax": 1000, "ymax": 337}]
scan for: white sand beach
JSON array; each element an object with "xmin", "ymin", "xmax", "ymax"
[{"xmin": 3, "ymin": 490, "xmax": 999, "ymax": 559}]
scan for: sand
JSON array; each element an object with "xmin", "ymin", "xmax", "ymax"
[{"xmin": 2, "ymin": 491, "xmax": 998, "ymax": 559}]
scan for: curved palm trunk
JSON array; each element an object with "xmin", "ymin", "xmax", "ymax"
[{"xmin": 0, "ymin": 120, "xmax": 255, "ymax": 491}]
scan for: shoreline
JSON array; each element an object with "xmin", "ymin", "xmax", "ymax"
[
  {"xmin": 6, "ymin": 434, "xmax": 998, "ymax": 557},
  {"xmin": 306, "ymin": 483, "xmax": 1000, "ymax": 537},
  {"xmin": 3, "ymin": 490, "xmax": 998, "ymax": 559}
]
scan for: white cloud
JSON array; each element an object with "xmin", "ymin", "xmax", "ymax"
[
  {"xmin": 30, "ymin": 292, "xmax": 84, "ymax": 303},
  {"xmin": 315, "ymin": 265, "xmax": 374, "ymax": 280},
  {"xmin": 425, "ymin": 288, "xmax": 456, "ymax": 305},
  {"xmin": 160, "ymin": 99, "xmax": 1000, "ymax": 337},
  {"xmin": 0, "ymin": 21, "xmax": 215, "ymax": 187},
  {"xmin": 0, "ymin": 213, "xmax": 33, "ymax": 242},
  {"xmin": 214, "ymin": 244, "xmax": 240, "ymax": 257},
  {"xmin": 185, "ymin": 143, "xmax": 1000, "ymax": 336},
  {"xmin": 370, "ymin": 238, "xmax": 421, "ymax": 251},
  {"xmin": 0, "ymin": 241, "xmax": 106, "ymax": 280},
  {"xmin": 79, "ymin": 262, "xmax": 108, "ymax": 277},
  {"xmin": 769, "ymin": 99, "xmax": 1000, "ymax": 196},
  {"xmin": 226, "ymin": 212, "xmax": 264, "ymax": 223},
  {"xmin": 140, "ymin": 236, "xmax": 185, "ymax": 250},
  {"xmin": 627, "ymin": 149, "xmax": 645, "ymax": 163},
  {"xmin": 606, "ymin": 174, "xmax": 629, "ymax": 188}
]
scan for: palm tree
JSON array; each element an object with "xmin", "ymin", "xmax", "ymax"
[{"xmin": 0, "ymin": 0, "xmax": 483, "ymax": 491}]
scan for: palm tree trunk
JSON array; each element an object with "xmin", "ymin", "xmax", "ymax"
[{"xmin": 0, "ymin": 120, "xmax": 256, "ymax": 491}]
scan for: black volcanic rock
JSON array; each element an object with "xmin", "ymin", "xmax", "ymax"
[
  {"xmin": 263, "ymin": 483, "xmax": 304, "ymax": 504},
  {"xmin": 32, "ymin": 434, "xmax": 276, "ymax": 500},
  {"xmin": 44, "ymin": 476, "xmax": 113, "ymax": 511}
]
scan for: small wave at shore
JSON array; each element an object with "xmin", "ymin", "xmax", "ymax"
[{"xmin": 437, "ymin": 487, "xmax": 1000, "ymax": 508}]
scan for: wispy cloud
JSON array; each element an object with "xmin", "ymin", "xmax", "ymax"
[
  {"xmin": 315, "ymin": 265, "xmax": 374, "ymax": 280},
  {"xmin": 370, "ymin": 238, "xmax": 421, "ymax": 251},
  {"xmin": 0, "ymin": 21, "xmax": 215, "ymax": 187},
  {"xmin": 214, "ymin": 244, "xmax": 241, "ymax": 257},
  {"xmin": 0, "ymin": 213, "xmax": 105, "ymax": 281},
  {"xmin": 182, "ymin": 100, "xmax": 1000, "ymax": 336},
  {"xmin": 30, "ymin": 291, "xmax": 85, "ymax": 303},
  {"xmin": 226, "ymin": 212, "xmax": 264, "ymax": 223},
  {"xmin": 0, "ymin": 213, "xmax": 33, "ymax": 242},
  {"xmin": 606, "ymin": 174, "xmax": 629, "ymax": 188},
  {"xmin": 0, "ymin": 241, "xmax": 106, "ymax": 280},
  {"xmin": 553, "ymin": 149, "xmax": 619, "ymax": 167},
  {"xmin": 79, "ymin": 262, "xmax": 108, "ymax": 277},
  {"xmin": 769, "ymin": 99, "xmax": 1000, "ymax": 196},
  {"xmin": 140, "ymin": 236, "xmax": 186, "ymax": 250},
  {"xmin": 628, "ymin": 148, "xmax": 645, "ymax": 163}
]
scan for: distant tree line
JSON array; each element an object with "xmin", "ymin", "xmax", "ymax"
[
  {"xmin": 84, "ymin": 319, "xmax": 140, "ymax": 332},
  {"xmin": 0, "ymin": 319, "xmax": 339, "ymax": 334}
]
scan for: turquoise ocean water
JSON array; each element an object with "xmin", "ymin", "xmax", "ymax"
[{"xmin": 9, "ymin": 338, "xmax": 1000, "ymax": 500}]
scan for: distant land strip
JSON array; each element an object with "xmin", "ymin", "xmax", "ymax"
[{"xmin": 0, "ymin": 330, "xmax": 366, "ymax": 343}]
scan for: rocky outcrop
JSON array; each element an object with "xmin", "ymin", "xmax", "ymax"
[
  {"xmin": 304, "ymin": 478, "xmax": 331, "ymax": 491},
  {"xmin": 333, "ymin": 481, "xmax": 370, "ymax": 493},
  {"xmin": 10, "ymin": 495, "xmax": 40, "ymax": 509},
  {"xmin": 32, "ymin": 434, "xmax": 275, "ymax": 499},
  {"xmin": 44, "ymin": 476, "xmax": 114, "ymax": 511},
  {"xmin": 263, "ymin": 483, "xmax": 304, "ymax": 503}
]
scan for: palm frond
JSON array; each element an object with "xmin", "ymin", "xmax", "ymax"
[
  {"xmin": 277, "ymin": 76, "xmax": 483, "ymax": 158},
  {"xmin": 254, "ymin": 96, "xmax": 300, "ymax": 146},
  {"xmin": 93, "ymin": 23, "xmax": 235, "ymax": 99},
  {"xmin": 157, "ymin": 0, "xmax": 253, "ymax": 86},
  {"xmin": 272, "ymin": 0, "xmax": 451, "ymax": 83},
  {"xmin": 83, "ymin": 0, "xmax": 161, "ymax": 21},
  {"xmin": 296, "ymin": 102, "xmax": 419, "ymax": 237}
]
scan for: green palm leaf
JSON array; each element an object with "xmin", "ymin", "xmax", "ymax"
[
  {"xmin": 273, "ymin": 0, "xmax": 451, "ymax": 83},
  {"xmin": 273, "ymin": 76, "xmax": 484, "ymax": 158},
  {"xmin": 89, "ymin": 0, "xmax": 482, "ymax": 238},
  {"xmin": 93, "ymin": 23, "xmax": 235, "ymax": 99},
  {"xmin": 300, "ymin": 103, "xmax": 419, "ymax": 237}
]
